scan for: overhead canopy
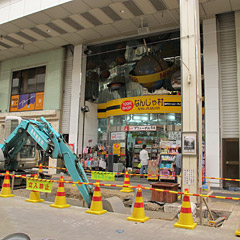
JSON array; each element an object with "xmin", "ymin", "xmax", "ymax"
[{"xmin": 0, "ymin": 0, "xmax": 239, "ymax": 61}]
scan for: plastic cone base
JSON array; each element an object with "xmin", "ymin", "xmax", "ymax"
[
  {"xmin": 50, "ymin": 203, "xmax": 70, "ymax": 209},
  {"xmin": 127, "ymin": 216, "xmax": 149, "ymax": 223},
  {"xmin": 235, "ymin": 229, "xmax": 240, "ymax": 236},
  {"xmin": 120, "ymin": 188, "xmax": 133, "ymax": 193},
  {"xmin": 85, "ymin": 209, "xmax": 107, "ymax": 215},
  {"xmin": 25, "ymin": 191, "xmax": 44, "ymax": 203},
  {"xmin": 0, "ymin": 193, "xmax": 14, "ymax": 198},
  {"xmin": 26, "ymin": 198, "xmax": 44, "ymax": 203},
  {"xmin": 174, "ymin": 222, "xmax": 197, "ymax": 230}
]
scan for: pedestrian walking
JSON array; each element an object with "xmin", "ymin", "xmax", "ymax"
[
  {"xmin": 139, "ymin": 144, "xmax": 149, "ymax": 177},
  {"xmin": 174, "ymin": 147, "xmax": 182, "ymax": 183}
]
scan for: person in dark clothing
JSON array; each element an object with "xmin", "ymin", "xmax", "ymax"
[{"xmin": 174, "ymin": 147, "xmax": 182, "ymax": 183}]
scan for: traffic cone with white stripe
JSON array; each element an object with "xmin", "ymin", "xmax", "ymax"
[
  {"xmin": 174, "ymin": 189, "xmax": 197, "ymax": 230},
  {"xmin": 50, "ymin": 176, "xmax": 70, "ymax": 209},
  {"xmin": 86, "ymin": 181, "xmax": 107, "ymax": 215},
  {"xmin": 25, "ymin": 174, "xmax": 44, "ymax": 203},
  {"xmin": 120, "ymin": 170, "xmax": 133, "ymax": 193},
  {"xmin": 127, "ymin": 185, "xmax": 149, "ymax": 223},
  {"xmin": 235, "ymin": 224, "xmax": 240, "ymax": 236},
  {"xmin": 0, "ymin": 171, "xmax": 14, "ymax": 198}
]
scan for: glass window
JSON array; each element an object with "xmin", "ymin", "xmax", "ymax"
[
  {"xmin": 11, "ymin": 66, "xmax": 46, "ymax": 95},
  {"xmin": 85, "ymin": 31, "xmax": 181, "ymax": 104}
]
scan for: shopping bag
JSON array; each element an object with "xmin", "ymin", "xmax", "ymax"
[{"xmin": 137, "ymin": 163, "xmax": 141, "ymax": 168}]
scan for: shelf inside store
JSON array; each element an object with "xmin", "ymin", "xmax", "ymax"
[{"xmin": 160, "ymin": 153, "xmax": 177, "ymax": 155}]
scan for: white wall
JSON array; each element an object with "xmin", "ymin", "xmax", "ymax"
[
  {"xmin": 69, "ymin": 44, "xmax": 83, "ymax": 154},
  {"xmin": 203, "ymin": 18, "xmax": 220, "ymax": 187},
  {"xmin": 0, "ymin": 0, "xmax": 71, "ymax": 24},
  {"xmin": 83, "ymin": 101, "xmax": 98, "ymax": 149}
]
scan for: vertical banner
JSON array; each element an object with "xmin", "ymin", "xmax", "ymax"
[
  {"xmin": 113, "ymin": 143, "xmax": 121, "ymax": 155},
  {"xmin": 35, "ymin": 92, "xmax": 44, "ymax": 110},
  {"xmin": 10, "ymin": 95, "xmax": 19, "ymax": 112}
]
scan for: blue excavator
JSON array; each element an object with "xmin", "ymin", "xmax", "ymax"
[{"xmin": 0, "ymin": 116, "xmax": 92, "ymax": 207}]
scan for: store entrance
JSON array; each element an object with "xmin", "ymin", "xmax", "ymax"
[{"xmin": 126, "ymin": 129, "xmax": 160, "ymax": 172}]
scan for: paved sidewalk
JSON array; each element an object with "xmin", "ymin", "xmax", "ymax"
[{"xmin": 0, "ymin": 196, "xmax": 238, "ymax": 240}]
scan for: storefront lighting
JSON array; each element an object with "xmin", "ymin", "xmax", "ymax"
[{"xmin": 168, "ymin": 115, "xmax": 175, "ymax": 121}]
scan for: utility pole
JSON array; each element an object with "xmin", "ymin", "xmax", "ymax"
[{"xmin": 180, "ymin": 0, "xmax": 202, "ymax": 201}]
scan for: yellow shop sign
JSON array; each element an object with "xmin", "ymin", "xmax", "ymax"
[{"xmin": 98, "ymin": 95, "xmax": 182, "ymax": 118}]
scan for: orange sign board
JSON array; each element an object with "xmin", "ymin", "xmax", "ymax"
[
  {"xmin": 113, "ymin": 143, "xmax": 121, "ymax": 155},
  {"xmin": 10, "ymin": 92, "xmax": 44, "ymax": 112},
  {"xmin": 10, "ymin": 95, "xmax": 19, "ymax": 112}
]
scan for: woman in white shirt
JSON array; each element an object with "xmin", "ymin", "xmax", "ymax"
[{"xmin": 139, "ymin": 144, "xmax": 149, "ymax": 177}]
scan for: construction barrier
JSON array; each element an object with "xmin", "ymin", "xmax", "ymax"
[
  {"xmin": 0, "ymin": 171, "xmax": 14, "ymax": 198},
  {"xmin": 35, "ymin": 164, "xmax": 240, "ymax": 182},
  {"xmin": 86, "ymin": 180, "xmax": 107, "ymax": 215},
  {"xmin": 174, "ymin": 189, "xmax": 197, "ymax": 230},
  {"xmin": 235, "ymin": 224, "xmax": 240, "ymax": 236},
  {"xmin": 25, "ymin": 174, "xmax": 44, "ymax": 203},
  {"xmin": 50, "ymin": 176, "xmax": 70, "ymax": 209},
  {"xmin": 120, "ymin": 171, "xmax": 133, "ymax": 193},
  {"xmin": 2, "ymin": 172, "xmax": 240, "ymax": 201},
  {"xmin": 127, "ymin": 185, "xmax": 149, "ymax": 223}
]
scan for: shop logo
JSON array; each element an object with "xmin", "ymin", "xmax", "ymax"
[{"xmin": 121, "ymin": 100, "xmax": 133, "ymax": 111}]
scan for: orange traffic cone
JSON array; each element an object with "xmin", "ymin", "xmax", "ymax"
[
  {"xmin": 86, "ymin": 181, "xmax": 107, "ymax": 215},
  {"xmin": 127, "ymin": 185, "xmax": 149, "ymax": 223},
  {"xmin": 174, "ymin": 189, "xmax": 197, "ymax": 230},
  {"xmin": 120, "ymin": 171, "xmax": 133, "ymax": 193},
  {"xmin": 235, "ymin": 224, "xmax": 240, "ymax": 236},
  {"xmin": 50, "ymin": 176, "xmax": 70, "ymax": 209},
  {"xmin": 25, "ymin": 174, "xmax": 44, "ymax": 203},
  {"xmin": 0, "ymin": 171, "xmax": 14, "ymax": 198}
]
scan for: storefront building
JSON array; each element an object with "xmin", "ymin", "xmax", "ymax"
[{"xmin": 0, "ymin": 1, "xmax": 239, "ymax": 188}]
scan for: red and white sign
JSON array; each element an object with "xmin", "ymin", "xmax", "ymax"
[
  {"xmin": 124, "ymin": 126, "xmax": 129, "ymax": 131},
  {"xmin": 121, "ymin": 100, "xmax": 133, "ymax": 111},
  {"xmin": 111, "ymin": 132, "xmax": 125, "ymax": 140}
]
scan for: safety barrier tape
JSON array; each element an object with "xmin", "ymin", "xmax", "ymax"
[
  {"xmin": 35, "ymin": 165, "xmax": 240, "ymax": 182},
  {"xmin": 2, "ymin": 172, "xmax": 240, "ymax": 201},
  {"xmin": 35, "ymin": 165, "xmax": 180, "ymax": 178}
]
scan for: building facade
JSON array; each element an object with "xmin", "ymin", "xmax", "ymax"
[{"xmin": 0, "ymin": 0, "xmax": 239, "ymax": 188}]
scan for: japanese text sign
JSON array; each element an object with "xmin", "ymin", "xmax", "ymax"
[
  {"xmin": 91, "ymin": 171, "xmax": 115, "ymax": 181},
  {"xmin": 26, "ymin": 178, "xmax": 52, "ymax": 193}
]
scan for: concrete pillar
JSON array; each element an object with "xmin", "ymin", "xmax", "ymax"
[
  {"xmin": 69, "ymin": 45, "xmax": 86, "ymax": 154},
  {"xmin": 235, "ymin": 11, "xmax": 240, "ymax": 179},
  {"xmin": 203, "ymin": 18, "xmax": 220, "ymax": 187},
  {"xmin": 180, "ymin": 0, "xmax": 202, "ymax": 198}
]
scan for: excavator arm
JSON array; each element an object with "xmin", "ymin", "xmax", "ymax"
[{"xmin": 0, "ymin": 117, "xmax": 92, "ymax": 207}]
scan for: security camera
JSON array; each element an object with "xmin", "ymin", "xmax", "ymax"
[
  {"xmin": 84, "ymin": 49, "xmax": 92, "ymax": 55},
  {"xmin": 81, "ymin": 106, "xmax": 89, "ymax": 112}
]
